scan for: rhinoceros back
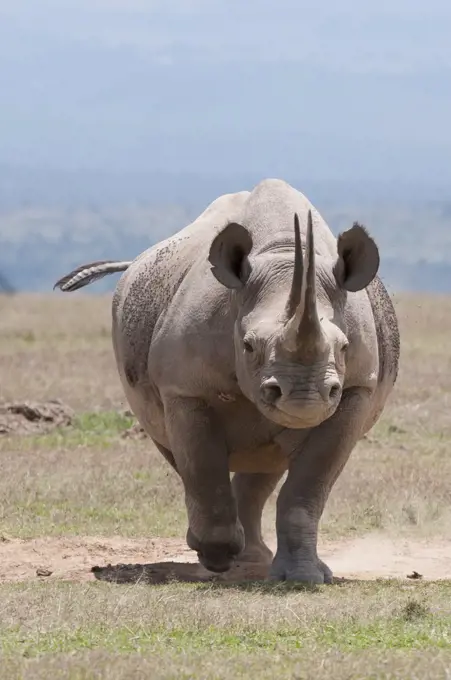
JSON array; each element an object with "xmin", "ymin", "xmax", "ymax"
[{"xmin": 111, "ymin": 190, "xmax": 250, "ymax": 389}]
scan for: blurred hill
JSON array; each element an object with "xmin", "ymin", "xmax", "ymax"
[{"xmin": 0, "ymin": 166, "xmax": 450, "ymax": 294}]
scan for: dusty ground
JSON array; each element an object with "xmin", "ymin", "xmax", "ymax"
[{"xmin": 1, "ymin": 534, "xmax": 450, "ymax": 585}]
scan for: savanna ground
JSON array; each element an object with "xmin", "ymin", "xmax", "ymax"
[{"xmin": 0, "ymin": 292, "xmax": 451, "ymax": 679}]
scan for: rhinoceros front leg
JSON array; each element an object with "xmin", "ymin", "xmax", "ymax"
[
  {"xmin": 232, "ymin": 472, "xmax": 284, "ymax": 565},
  {"xmin": 271, "ymin": 388, "xmax": 372, "ymax": 584},
  {"xmin": 165, "ymin": 397, "xmax": 244, "ymax": 573}
]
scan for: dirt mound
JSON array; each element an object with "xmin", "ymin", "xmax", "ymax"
[
  {"xmin": 0, "ymin": 535, "xmax": 449, "ymax": 585},
  {"xmin": 0, "ymin": 400, "xmax": 73, "ymax": 435},
  {"xmin": 121, "ymin": 421, "xmax": 148, "ymax": 440}
]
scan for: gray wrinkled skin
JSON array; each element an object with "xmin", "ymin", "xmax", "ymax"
[{"xmin": 56, "ymin": 179, "xmax": 400, "ymax": 583}]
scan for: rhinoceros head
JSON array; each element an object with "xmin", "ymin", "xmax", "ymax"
[{"xmin": 208, "ymin": 210, "xmax": 379, "ymax": 429}]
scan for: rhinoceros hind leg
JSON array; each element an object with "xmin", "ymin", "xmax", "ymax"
[{"xmin": 232, "ymin": 471, "xmax": 283, "ymax": 565}]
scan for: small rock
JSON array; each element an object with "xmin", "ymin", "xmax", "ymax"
[
  {"xmin": 407, "ymin": 570, "xmax": 423, "ymax": 580},
  {"xmin": 36, "ymin": 568, "xmax": 53, "ymax": 577}
]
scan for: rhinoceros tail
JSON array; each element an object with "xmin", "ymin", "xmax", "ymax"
[{"xmin": 53, "ymin": 260, "xmax": 132, "ymax": 292}]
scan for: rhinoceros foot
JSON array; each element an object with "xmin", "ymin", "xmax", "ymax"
[{"xmin": 268, "ymin": 554, "xmax": 334, "ymax": 585}]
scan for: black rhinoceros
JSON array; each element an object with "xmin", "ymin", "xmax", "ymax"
[{"xmin": 55, "ymin": 179, "xmax": 399, "ymax": 583}]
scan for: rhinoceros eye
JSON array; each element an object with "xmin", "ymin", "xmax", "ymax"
[{"xmin": 243, "ymin": 339, "xmax": 254, "ymax": 353}]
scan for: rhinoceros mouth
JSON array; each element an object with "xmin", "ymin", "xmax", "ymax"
[{"xmin": 258, "ymin": 398, "xmax": 338, "ymax": 430}]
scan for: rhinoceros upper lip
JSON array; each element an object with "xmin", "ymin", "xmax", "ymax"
[
  {"xmin": 260, "ymin": 398, "xmax": 335, "ymax": 428},
  {"xmin": 259, "ymin": 399, "xmax": 304, "ymax": 423}
]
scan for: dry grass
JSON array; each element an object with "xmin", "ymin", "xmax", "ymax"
[
  {"xmin": 0, "ymin": 291, "xmax": 450, "ymax": 678},
  {"xmin": 0, "ymin": 294, "xmax": 124, "ymax": 410},
  {"xmin": 3, "ymin": 651, "xmax": 451, "ymax": 680},
  {"xmin": 1, "ymin": 578, "xmax": 451, "ymax": 678}
]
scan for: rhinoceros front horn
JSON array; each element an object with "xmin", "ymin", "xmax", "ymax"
[{"xmin": 284, "ymin": 211, "xmax": 326, "ymax": 358}]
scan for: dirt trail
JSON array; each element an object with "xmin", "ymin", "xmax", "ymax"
[{"xmin": 0, "ymin": 534, "xmax": 449, "ymax": 584}]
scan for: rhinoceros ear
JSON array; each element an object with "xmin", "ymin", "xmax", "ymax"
[
  {"xmin": 208, "ymin": 222, "xmax": 253, "ymax": 289},
  {"xmin": 334, "ymin": 222, "xmax": 380, "ymax": 292}
]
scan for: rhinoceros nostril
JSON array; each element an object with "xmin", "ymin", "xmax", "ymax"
[
  {"xmin": 261, "ymin": 382, "xmax": 282, "ymax": 405},
  {"xmin": 328, "ymin": 383, "xmax": 341, "ymax": 402}
]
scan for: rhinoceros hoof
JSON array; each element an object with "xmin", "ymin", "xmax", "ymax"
[
  {"xmin": 268, "ymin": 555, "xmax": 334, "ymax": 585},
  {"xmin": 198, "ymin": 553, "xmax": 235, "ymax": 573},
  {"xmin": 187, "ymin": 527, "xmax": 244, "ymax": 574}
]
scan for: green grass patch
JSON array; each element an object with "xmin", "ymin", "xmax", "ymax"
[
  {"xmin": 1, "ymin": 411, "xmax": 135, "ymax": 450},
  {"xmin": 72, "ymin": 412, "xmax": 134, "ymax": 435},
  {"xmin": 2, "ymin": 614, "xmax": 451, "ymax": 658}
]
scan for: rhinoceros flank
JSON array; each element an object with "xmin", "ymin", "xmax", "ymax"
[{"xmin": 54, "ymin": 179, "xmax": 400, "ymax": 583}]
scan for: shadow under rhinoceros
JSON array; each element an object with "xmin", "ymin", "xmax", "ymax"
[
  {"xmin": 90, "ymin": 560, "xmax": 351, "ymax": 592},
  {"xmin": 91, "ymin": 560, "xmax": 269, "ymax": 585}
]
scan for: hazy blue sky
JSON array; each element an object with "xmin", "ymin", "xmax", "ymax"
[{"xmin": 1, "ymin": 1, "xmax": 450, "ymax": 183}]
